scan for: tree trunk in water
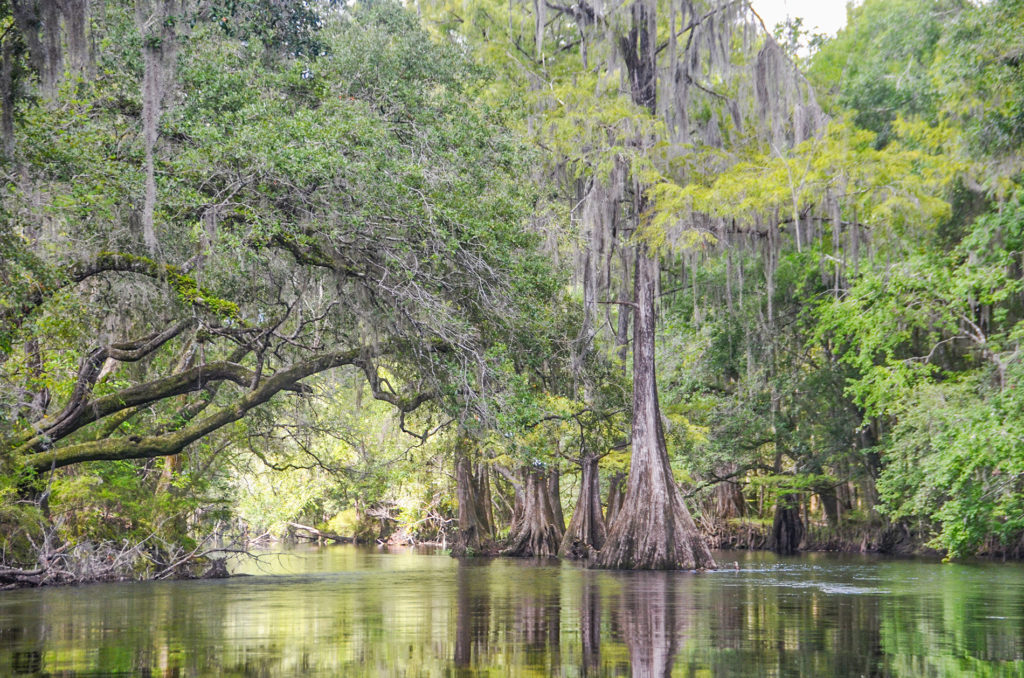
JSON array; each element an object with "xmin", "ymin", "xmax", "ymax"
[
  {"xmin": 547, "ymin": 467, "xmax": 564, "ymax": 531},
  {"xmin": 453, "ymin": 440, "xmax": 493, "ymax": 556},
  {"xmin": 597, "ymin": 251, "xmax": 716, "ymax": 570},
  {"xmin": 606, "ymin": 471, "xmax": 626, "ymax": 527},
  {"xmin": 771, "ymin": 492, "xmax": 804, "ymax": 555},
  {"xmin": 560, "ymin": 453, "xmax": 606, "ymax": 559},
  {"xmin": 504, "ymin": 467, "xmax": 564, "ymax": 557}
]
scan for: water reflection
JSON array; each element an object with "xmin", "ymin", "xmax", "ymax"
[
  {"xmin": 0, "ymin": 547, "xmax": 1022, "ymax": 676},
  {"xmin": 579, "ymin": 570, "xmax": 601, "ymax": 675},
  {"xmin": 454, "ymin": 558, "xmax": 490, "ymax": 671},
  {"xmin": 615, "ymin": 572, "xmax": 687, "ymax": 677}
]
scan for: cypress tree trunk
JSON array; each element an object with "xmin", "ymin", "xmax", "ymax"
[
  {"xmin": 771, "ymin": 492, "xmax": 804, "ymax": 555},
  {"xmin": 547, "ymin": 467, "xmax": 565, "ymax": 531},
  {"xmin": 711, "ymin": 464, "xmax": 746, "ymax": 520},
  {"xmin": 504, "ymin": 467, "xmax": 564, "ymax": 557},
  {"xmin": 818, "ymin": 484, "xmax": 840, "ymax": 527},
  {"xmin": 606, "ymin": 471, "xmax": 626, "ymax": 526},
  {"xmin": 559, "ymin": 453, "xmax": 606, "ymax": 559},
  {"xmin": 453, "ymin": 440, "xmax": 493, "ymax": 556},
  {"xmin": 597, "ymin": 251, "xmax": 716, "ymax": 570},
  {"xmin": 477, "ymin": 462, "xmax": 495, "ymax": 535}
]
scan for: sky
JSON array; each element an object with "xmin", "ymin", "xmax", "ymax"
[{"xmin": 749, "ymin": 0, "xmax": 854, "ymax": 37}]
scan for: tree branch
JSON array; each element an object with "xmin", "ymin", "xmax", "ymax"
[
  {"xmin": 19, "ymin": 341, "xmax": 442, "ymax": 473},
  {"xmin": 14, "ymin": 320, "xmax": 194, "ymax": 451},
  {"xmin": 2, "ymin": 251, "xmax": 239, "ymax": 336},
  {"xmin": 15, "ymin": 357, "xmax": 289, "ymax": 456}
]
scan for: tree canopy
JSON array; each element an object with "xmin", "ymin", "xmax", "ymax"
[{"xmin": 2, "ymin": 0, "xmax": 1023, "ymax": 583}]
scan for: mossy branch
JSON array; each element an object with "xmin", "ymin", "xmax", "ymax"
[
  {"xmin": 1, "ymin": 251, "xmax": 240, "ymax": 335},
  {"xmin": 20, "ymin": 344, "xmax": 432, "ymax": 473},
  {"xmin": 13, "ymin": 360, "xmax": 283, "ymax": 456}
]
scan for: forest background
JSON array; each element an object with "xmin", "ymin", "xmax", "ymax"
[{"xmin": 1, "ymin": 0, "xmax": 1022, "ymax": 585}]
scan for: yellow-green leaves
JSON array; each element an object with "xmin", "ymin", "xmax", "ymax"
[{"xmin": 641, "ymin": 118, "xmax": 954, "ymax": 252}]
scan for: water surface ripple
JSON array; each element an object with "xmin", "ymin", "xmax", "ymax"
[{"xmin": 1, "ymin": 546, "xmax": 1022, "ymax": 676}]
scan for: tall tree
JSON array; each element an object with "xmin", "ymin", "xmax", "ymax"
[{"xmin": 422, "ymin": 0, "xmax": 842, "ymax": 569}]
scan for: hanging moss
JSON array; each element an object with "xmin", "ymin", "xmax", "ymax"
[{"xmin": 95, "ymin": 252, "xmax": 239, "ymax": 320}]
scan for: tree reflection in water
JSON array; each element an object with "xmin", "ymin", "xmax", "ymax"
[
  {"xmin": 579, "ymin": 569, "xmax": 601, "ymax": 675},
  {"xmin": 3, "ymin": 550, "xmax": 1024, "ymax": 676},
  {"xmin": 512, "ymin": 560, "xmax": 562, "ymax": 674},
  {"xmin": 616, "ymin": 571, "xmax": 688, "ymax": 677},
  {"xmin": 454, "ymin": 558, "xmax": 492, "ymax": 671}
]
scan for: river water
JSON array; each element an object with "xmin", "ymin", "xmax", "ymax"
[{"xmin": 1, "ymin": 546, "xmax": 1022, "ymax": 676}]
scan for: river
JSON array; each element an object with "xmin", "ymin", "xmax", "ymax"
[{"xmin": 1, "ymin": 546, "xmax": 1022, "ymax": 676}]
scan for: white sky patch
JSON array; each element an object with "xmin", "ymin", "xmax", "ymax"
[{"xmin": 749, "ymin": 0, "xmax": 854, "ymax": 37}]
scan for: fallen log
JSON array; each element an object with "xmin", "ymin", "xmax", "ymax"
[
  {"xmin": 0, "ymin": 566, "xmax": 46, "ymax": 589},
  {"xmin": 286, "ymin": 522, "xmax": 353, "ymax": 543}
]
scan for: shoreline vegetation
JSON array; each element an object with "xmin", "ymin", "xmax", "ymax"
[
  {"xmin": 3, "ymin": 0, "xmax": 1024, "ymax": 591},
  {"xmin": 0, "ymin": 516, "xmax": 975, "ymax": 591}
]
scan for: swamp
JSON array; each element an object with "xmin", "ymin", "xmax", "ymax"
[{"xmin": 2, "ymin": 0, "xmax": 1024, "ymax": 673}]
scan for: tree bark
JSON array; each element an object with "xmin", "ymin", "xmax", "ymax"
[
  {"xmin": 547, "ymin": 467, "xmax": 564, "ymax": 530},
  {"xmin": 606, "ymin": 471, "xmax": 626, "ymax": 526},
  {"xmin": 818, "ymin": 484, "xmax": 840, "ymax": 527},
  {"xmin": 477, "ymin": 462, "xmax": 494, "ymax": 537},
  {"xmin": 710, "ymin": 464, "xmax": 746, "ymax": 520},
  {"xmin": 503, "ymin": 467, "xmax": 564, "ymax": 557},
  {"xmin": 452, "ymin": 438, "xmax": 493, "ymax": 556},
  {"xmin": 597, "ymin": 250, "xmax": 716, "ymax": 570},
  {"xmin": 559, "ymin": 452, "xmax": 606, "ymax": 559},
  {"xmin": 1, "ymin": 35, "xmax": 16, "ymax": 160},
  {"xmin": 771, "ymin": 492, "xmax": 804, "ymax": 555},
  {"xmin": 616, "ymin": 248, "xmax": 633, "ymax": 369}
]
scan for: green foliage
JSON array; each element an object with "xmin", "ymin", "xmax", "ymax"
[
  {"xmin": 659, "ymin": 118, "xmax": 954, "ymax": 242},
  {"xmin": 0, "ymin": 473, "xmax": 46, "ymax": 564},
  {"xmin": 808, "ymin": 0, "xmax": 953, "ymax": 148},
  {"xmin": 819, "ymin": 192, "xmax": 1024, "ymax": 417},
  {"xmin": 206, "ymin": 0, "xmax": 333, "ymax": 57},
  {"xmin": 816, "ymin": 191, "xmax": 1024, "ymax": 555},
  {"xmin": 876, "ymin": 370, "xmax": 1024, "ymax": 559},
  {"xmin": 0, "ymin": 0, "xmax": 571, "ymax": 573},
  {"xmin": 3, "ymin": 0, "xmax": 1024, "ymax": 571},
  {"xmin": 933, "ymin": 0, "xmax": 1024, "ymax": 194}
]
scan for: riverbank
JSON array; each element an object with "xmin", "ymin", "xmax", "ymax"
[
  {"xmin": 11, "ymin": 515, "xmax": 1024, "ymax": 590},
  {"xmin": 698, "ymin": 517, "xmax": 1024, "ymax": 559}
]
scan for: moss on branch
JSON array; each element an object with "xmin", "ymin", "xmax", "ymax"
[
  {"xmin": 91, "ymin": 252, "xmax": 240, "ymax": 319},
  {"xmin": 19, "ymin": 344, "xmax": 431, "ymax": 473}
]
